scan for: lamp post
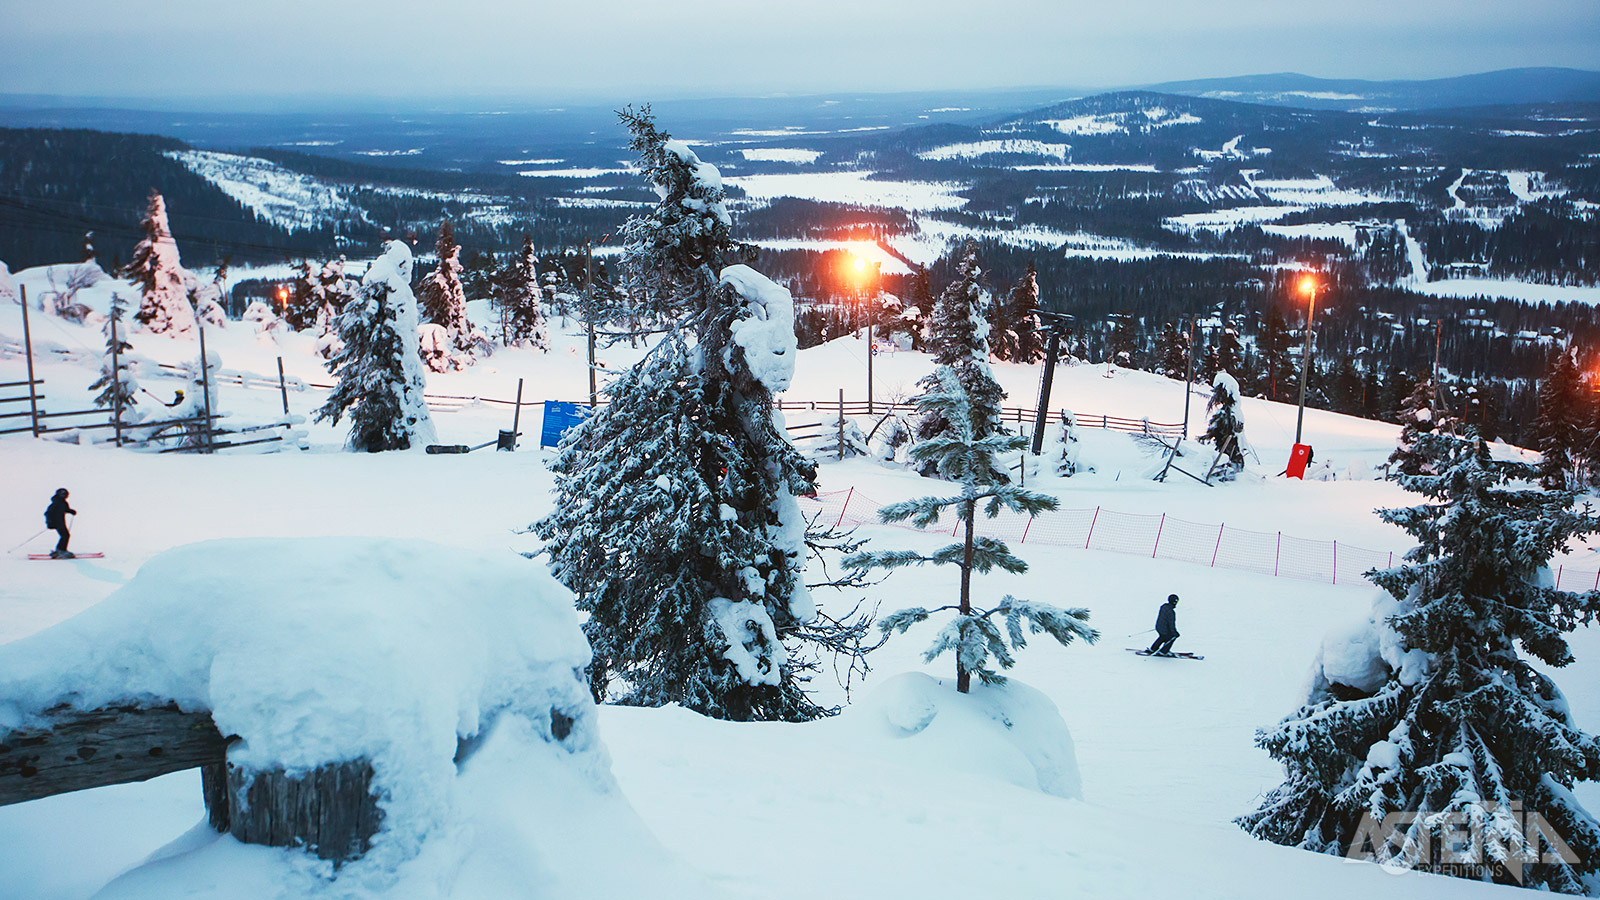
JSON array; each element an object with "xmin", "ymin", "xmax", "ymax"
[
  {"xmin": 850, "ymin": 252, "xmax": 880, "ymax": 413},
  {"xmin": 1292, "ymin": 272, "xmax": 1320, "ymax": 447}
]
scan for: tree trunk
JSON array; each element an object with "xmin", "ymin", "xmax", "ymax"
[{"xmin": 958, "ymin": 496, "xmax": 975, "ymax": 693}]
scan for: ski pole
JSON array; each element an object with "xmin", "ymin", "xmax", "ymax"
[
  {"xmin": 7, "ymin": 529, "xmax": 47, "ymax": 553},
  {"xmin": 1126, "ymin": 628, "xmax": 1154, "ymax": 638}
]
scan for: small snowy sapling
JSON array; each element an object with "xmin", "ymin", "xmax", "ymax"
[{"xmin": 845, "ymin": 367, "xmax": 1097, "ymax": 692}]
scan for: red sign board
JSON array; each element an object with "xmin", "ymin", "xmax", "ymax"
[{"xmin": 1287, "ymin": 443, "xmax": 1312, "ymax": 479}]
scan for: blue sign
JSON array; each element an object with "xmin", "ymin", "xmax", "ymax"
[{"xmin": 540, "ymin": 401, "xmax": 591, "ymax": 448}]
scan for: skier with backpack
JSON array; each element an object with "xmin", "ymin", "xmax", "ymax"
[{"xmin": 45, "ymin": 488, "xmax": 76, "ymax": 559}]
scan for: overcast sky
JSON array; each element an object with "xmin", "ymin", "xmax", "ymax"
[{"xmin": 2, "ymin": 0, "xmax": 1595, "ymax": 104}]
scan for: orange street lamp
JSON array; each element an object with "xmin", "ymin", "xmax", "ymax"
[{"xmin": 1293, "ymin": 272, "xmax": 1321, "ymax": 448}]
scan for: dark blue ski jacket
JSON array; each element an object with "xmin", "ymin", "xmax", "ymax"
[
  {"xmin": 1155, "ymin": 601, "xmax": 1178, "ymax": 638},
  {"xmin": 45, "ymin": 495, "xmax": 75, "ymax": 529}
]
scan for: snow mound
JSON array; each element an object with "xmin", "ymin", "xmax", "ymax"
[
  {"xmin": 1308, "ymin": 590, "xmax": 1430, "ymax": 697},
  {"xmin": 849, "ymin": 672, "xmax": 1082, "ymax": 800},
  {"xmin": 0, "ymin": 537, "xmax": 599, "ymax": 888}
]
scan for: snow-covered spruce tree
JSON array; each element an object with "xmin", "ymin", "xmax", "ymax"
[
  {"xmin": 989, "ymin": 263, "xmax": 1044, "ymax": 363},
  {"xmin": 1156, "ymin": 322, "xmax": 1190, "ymax": 379},
  {"xmin": 88, "ymin": 292, "xmax": 139, "ymax": 421},
  {"xmin": 314, "ymin": 240, "xmax": 436, "ymax": 452},
  {"xmin": 188, "ymin": 270, "xmax": 227, "ymax": 329},
  {"xmin": 285, "ymin": 261, "xmax": 320, "ymax": 331},
  {"xmin": 1201, "ymin": 371, "xmax": 1246, "ymax": 479},
  {"xmin": 416, "ymin": 221, "xmax": 475, "ymax": 354},
  {"xmin": 815, "ymin": 412, "xmax": 870, "ymax": 460},
  {"xmin": 499, "ymin": 235, "xmax": 549, "ymax": 350},
  {"xmin": 845, "ymin": 367, "xmax": 1097, "ymax": 692},
  {"xmin": 1056, "ymin": 408, "xmax": 1090, "ymax": 476},
  {"xmin": 121, "ymin": 190, "xmax": 195, "ymax": 336},
  {"xmin": 1389, "ymin": 376, "xmax": 1438, "ymax": 478},
  {"xmin": 913, "ymin": 241, "xmax": 1006, "ymax": 470},
  {"xmin": 1240, "ymin": 431, "xmax": 1600, "ymax": 893},
  {"xmin": 1106, "ymin": 313, "xmax": 1138, "ymax": 369},
  {"xmin": 1215, "ymin": 318, "xmax": 1245, "ymax": 379},
  {"xmin": 1534, "ymin": 349, "xmax": 1583, "ymax": 490},
  {"xmin": 536, "ymin": 106, "xmax": 826, "ymax": 722}
]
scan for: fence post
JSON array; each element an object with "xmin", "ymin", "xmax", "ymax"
[
  {"xmin": 1151, "ymin": 514, "xmax": 1166, "ymax": 558},
  {"xmin": 1332, "ymin": 540, "xmax": 1338, "ymax": 585},
  {"xmin": 19, "ymin": 285, "xmax": 41, "ymax": 437},
  {"xmin": 1085, "ymin": 507, "xmax": 1100, "ymax": 549},
  {"xmin": 1388, "ymin": 551, "xmax": 1394, "ymax": 568},
  {"xmin": 277, "ymin": 357, "xmax": 290, "ymax": 416},
  {"xmin": 1592, "ymin": 567, "xmax": 1599, "ymax": 591},
  {"xmin": 1274, "ymin": 532, "xmax": 1282, "ymax": 577},
  {"xmin": 1020, "ymin": 516, "xmax": 1033, "ymax": 544},
  {"xmin": 837, "ymin": 389, "xmax": 845, "ymax": 461},
  {"xmin": 833, "ymin": 487, "xmax": 854, "ymax": 530},
  {"xmin": 1211, "ymin": 524, "xmax": 1224, "ymax": 566}
]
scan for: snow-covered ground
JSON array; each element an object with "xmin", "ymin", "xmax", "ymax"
[
  {"xmin": 2, "ymin": 270, "xmax": 1597, "ymax": 900},
  {"xmin": 917, "ymin": 140, "xmax": 1071, "ymax": 162},
  {"xmin": 1413, "ymin": 277, "xmax": 1600, "ymax": 306},
  {"xmin": 167, "ymin": 151, "xmax": 368, "ymax": 232},
  {"xmin": 726, "ymin": 171, "xmax": 968, "ymax": 211}
]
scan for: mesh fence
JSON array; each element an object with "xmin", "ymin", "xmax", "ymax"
[{"xmin": 802, "ymin": 488, "xmax": 1409, "ymax": 590}]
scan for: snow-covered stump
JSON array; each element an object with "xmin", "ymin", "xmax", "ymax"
[
  {"xmin": 221, "ymin": 759, "xmax": 381, "ymax": 863},
  {"xmin": 0, "ymin": 537, "xmax": 600, "ymax": 882}
]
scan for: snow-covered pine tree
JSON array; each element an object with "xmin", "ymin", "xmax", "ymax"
[
  {"xmin": 88, "ymin": 292, "xmax": 139, "ymax": 421},
  {"xmin": 121, "ymin": 190, "xmax": 195, "ymax": 336},
  {"xmin": 1388, "ymin": 376, "xmax": 1438, "ymax": 478},
  {"xmin": 1534, "ymin": 349, "xmax": 1583, "ymax": 490},
  {"xmin": 990, "ymin": 263, "xmax": 1044, "ymax": 363},
  {"xmin": 314, "ymin": 241, "xmax": 436, "ymax": 452},
  {"xmin": 1240, "ymin": 430, "xmax": 1600, "ymax": 893},
  {"xmin": 536, "ymin": 106, "xmax": 824, "ymax": 722},
  {"xmin": 1056, "ymin": 408, "xmax": 1090, "ymax": 476},
  {"xmin": 904, "ymin": 265, "xmax": 934, "ymax": 350},
  {"xmin": 285, "ymin": 261, "xmax": 320, "ymax": 331},
  {"xmin": 188, "ymin": 268, "xmax": 228, "ymax": 329},
  {"xmin": 1106, "ymin": 313, "xmax": 1138, "ymax": 369},
  {"xmin": 1201, "ymin": 371, "xmax": 1246, "ymax": 479},
  {"xmin": 1216, "ymin": 318, "xmax": 1244, "ymax": 380},
  {"xmin": 499, "ymin": 235, "xmax": 549, "ymax": 350},
  {"xmin": 1155, "ymin": 322, "xmax": 1190, "ymax": 379},
  {"xmin": 1258, "ymin": 304, "xmax": 1297, "ymax": 401},
  {"xmin": 814, "ymin": 412, "xmax": 870, "ymax": 460},
  {"xmin": 845, "ymin": 367, "xmax": 1097, "ymax": 692},
  {"xmin": 417, "ymin": 221, "xmax": 474, "ymax": 354},
  {"xmin": 913, "ymin": 241, "xmax": 1005, "ymax": 466}
]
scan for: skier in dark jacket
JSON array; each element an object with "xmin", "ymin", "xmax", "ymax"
[
  {"xmin": 1147, "ymin": 594, "xmax": 1180, "ymax": 655},
  {"xmin": 44, "ymin": 488, "xmax": 76, "ymax": 559}
]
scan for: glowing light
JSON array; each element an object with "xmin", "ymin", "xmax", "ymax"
[
  {"xmin": 853, "ymin": 255, "xmax": 868, "ymax": 273},
  {"xmin": 1297, "ymin": 273, "xmax": 1318, "ymax": 299}
]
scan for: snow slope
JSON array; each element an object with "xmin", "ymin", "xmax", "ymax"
[{"xmin": 2, "ymin": 277, "xmax": 1598, "ymax": 900}]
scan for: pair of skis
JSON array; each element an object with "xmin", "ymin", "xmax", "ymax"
[
  {"xmin": 1126, "ymin": 648, "xmax": 1204, "ymax": 660},
  {"xmin": 26, "ymin": 552, "xmax": 104, "ymax": 560}
]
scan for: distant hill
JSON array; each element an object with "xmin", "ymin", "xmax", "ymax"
[
  {"xmin": 1146, "ymin": 67, "xmax": 1600, "ymax": 112},
  {"xmin": 0, "ymin": 128, "xmax": 351, "ymax": 270}
]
